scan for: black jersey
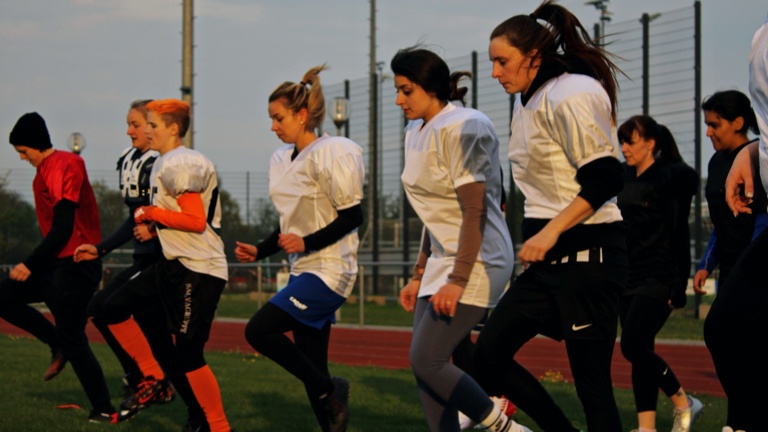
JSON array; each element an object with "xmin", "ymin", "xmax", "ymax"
[
  {"xmin": 98, "ymin": 147, "xmax": 160, "ymax": 256},
  {"xmin": 618, "ymin": 160, "xmax": 698, "ymax": 302},
  {"xmin": 704, "ymin": 140, "xmax": 768, "ymax": 270}
]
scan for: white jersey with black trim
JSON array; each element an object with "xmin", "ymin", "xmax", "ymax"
[
  {"xmin": 118, "ymin": 146, "xmax": 159, "ymax": 205},
  {"xmin": 509, "ymin": 73, "xmax": 623, "ymax": 224},
  {"xmin": 401, "ymin": 103, "xmax": 514, "ymax": 308},
  {"xmin": 750, "ymin": 12, "xmax": 768, "ymax": 194},
  {"xmin": 268, "ymin": 134, "xmax": 365, "ymax": 298},
  {"xmin": 150, "ymin": 146, "xmax": 227, "ymax": 281}
]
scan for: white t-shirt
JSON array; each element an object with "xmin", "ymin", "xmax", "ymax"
[
  {"xmin": 150, "ymin": 146, "xmax": 228, "ymax": 281},
  {"xmin": 509, "ymin": 73, "xmax": 623, "ymax": 224},
  {"xmin": 749, "ymin": 12, "xmax": 768, "ymax": 194},
  {"xmin": 268, "ymin": 134, "xmax": 365, "ymax": 298},
  {"xmin": 401, "ymin": 103, "xmax": 514, "ymax": 308}
]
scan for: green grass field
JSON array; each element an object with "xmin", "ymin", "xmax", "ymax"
[
  {"xmin": 217, "ymin": 293, "xmax": 714, "ymax": 340},
  {"xmin": 0, "ymin": 332, "xmax": 725, "ymax": 432}
]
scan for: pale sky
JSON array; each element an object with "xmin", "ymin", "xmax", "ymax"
[{"xmin": 1, "ymin": 0, "xmax": 765, "ymax": 179}]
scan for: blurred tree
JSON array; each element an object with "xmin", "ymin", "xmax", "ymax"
[
  {"xmin": 92, "ymin": 180, "xmax": 127, "ymax": 240},
  {"xmin": 246, "ymin": 197, "xmax": 285, "ymax": 263},
  {"xmin": 218, "ymin": 185, "xmax": 245, "ymax": 262},
  {"xmin": 0, "ymin": 175, "xmax": 39, "ymax": 264}
]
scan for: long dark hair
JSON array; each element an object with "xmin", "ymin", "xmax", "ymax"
[
  {"xmin": 490, "ymin": 0, "xmax": 620, "ymax": 120},
  {"xmin": 702, "ymin": 90, "xmax": 759, "ymax": 135},
  {"xmin": 390, "ymin": 46, "xmax": 471, "ymax": 106},
  {"xmin": 618, "ymin": 115, "xmax": 683, "ymax": 163}
]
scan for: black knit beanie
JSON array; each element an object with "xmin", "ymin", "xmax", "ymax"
[{"xmin": 9, "ymin": 112, "xmax": 52, "ymax": 150}]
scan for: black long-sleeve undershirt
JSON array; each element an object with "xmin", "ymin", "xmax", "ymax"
[
  {"xmin": 255, "ymin": 204, "xmax": 363, "ymax": 261},
  {"xmin": 23, "ymin": 199, "xmax": 76, "ymax": 272},
  {"xmin": 97, "ymin": 214, "xmax": 135, "ymax": 258},
  {"xmin": 576, "ymin": 156, "xmax": 624, "ymax": 210}
]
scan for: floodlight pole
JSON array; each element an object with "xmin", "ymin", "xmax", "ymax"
[{"xmin": 181, "ymin": 0, "xmax": 194, "ymax": 149}]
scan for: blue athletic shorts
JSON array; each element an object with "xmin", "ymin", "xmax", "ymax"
[{"xmin": 269, "ymin": 272, "xmax": 346, "ymax": 329}]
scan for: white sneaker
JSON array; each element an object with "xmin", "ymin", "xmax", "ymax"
[
  {"xmin": 459, "ymin": 395, "xmax": 517, "ymax": 430},
  {"xmin": 671, "ymin": 395, "xmax": 704, "ymax": 432},
  {"xmin": 458, "ymin": 410, "xmax": 473, "ymax": 430},
  {"xmin": 490, "ymin": 395, "xmax": 516, "ymax": 417},
  {"xmin": 477, "ymin": 417, "xmax": 531, "ymax": 432},
  {"xmin": 510, "ymin": 421, "xmax": 532, "ymax": 432}
]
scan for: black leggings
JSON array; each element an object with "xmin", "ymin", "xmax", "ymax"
[
  {"xmin": 99, "ymin": 262, "xmax": 210, "ymax": 427},
  {"xmin": 619, "ymin": 294, "xmax": 680, "ymax": 412},
  {"xmin": 704, "ymin": 228, "xmax": 768, "ymax": 431},
  {"xmin": 0, "ymin": 259, "xmax": 114, "ymax": 414},
  {"xmin": 473, "ymin": 263, "xmax": 623, "ymax": 432},
  {"xmin": 244, "ymin": 302, "xmax": 334, "ymax": 430},
  {"xmin": 87, "ymin": 253, "xmax": 160, "ymax": 383}
]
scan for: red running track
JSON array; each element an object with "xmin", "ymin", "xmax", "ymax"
[{"xmin": 0, "ymin": 316, "xmax": 724, "ymax": 398}]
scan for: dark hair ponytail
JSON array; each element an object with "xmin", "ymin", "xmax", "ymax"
[
  {"xmin": 618, "ymin": 115, "xmax": 683, "ymax": 162},
  {"xmin": 491, "ymin": 0, "xmax": 620, "ymax": 120},
  {"xmin": 702, "ymin": 90, "xmax": 759, "ymax": 135},
  {"xmin": 391, "ymin": 46, "xmax": 471, "ymax": 106}
]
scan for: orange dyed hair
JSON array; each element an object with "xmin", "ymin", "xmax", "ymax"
[{"xmin": 146, "ymin": 99, "xmax": 191, "ymax": 138}]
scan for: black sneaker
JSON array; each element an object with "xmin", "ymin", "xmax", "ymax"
[
  {"xmin": 88, "ymin": 411, "xmax": 117, "ymax": 424},
  {"xmin": 120, "ymin": 376, "xmax": 169, "ymax": 411},
  {"xmin": 156, "ymin": 379, "xmax": 176, "ymax": 404},
  {"xmin": 324, "ymin": 377, "xmax": 349, "ymax": 432},
  {"xmin": 117, "ymin": 405, "xmax": 140, "ymax": 423},
  {"xmin": 43, "ymin": 350, "xmax": 67, "ymax": 381},
  {"xmin": 120, "ymin": 374, "xmax": 140, "ymax": 398},
  {"xmin": 182, "ymin": 419, "xmax": 210, "ymax": 432},
  {"xmin": 89, "ymin": 408, "xmax": 138, "ymax": 424}
]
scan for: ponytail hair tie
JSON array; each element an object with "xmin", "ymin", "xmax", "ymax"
[
  {"xmin": 300, "ymin": 81, "xmax": 307, "ymax": 86},
  {"xmin": 536, "ymin": 18, "xmax": 556, "ymax": 36}
]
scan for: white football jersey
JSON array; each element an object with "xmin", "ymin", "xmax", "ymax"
[
  {"xmin": 750, "ymin": 12, "xmax": 768, "ymax": 194},
  {"xmin": 268, "ymin": 134, "xmax": 365, "ymax": 297},
  {"xmin": 401, "ymin": 103, "xmax": 514, "ymax": 308},
  {"xmin": 508, "ymin": 73, "xmax": 623, "ymax": 224},
  {"xmin": 150, "ymin": 146, "xmax": 228, "ymax": 280}
]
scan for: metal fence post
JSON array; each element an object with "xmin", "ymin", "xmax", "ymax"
[
  {"xmin": 257, "ymin": 265, "xmax": 263, "ymax": 310},
  {"xmin": 358, "ymin": 264, "xmax": 365, "ymax": 326}
]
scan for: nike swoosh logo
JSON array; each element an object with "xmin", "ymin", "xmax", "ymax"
[
  {"xmin": 571, "ymin": 323, "xmax": 593, "ymax": 331},
  {"xmin": 663, "ymin": 367, "xmax": 669, "ymax": 375}
]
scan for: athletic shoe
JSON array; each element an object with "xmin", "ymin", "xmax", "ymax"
[
  {"xmin": 324, "ymin": 376, "xmax": 349, "ymax": 432},
  {"xmin": 491, "ymin": 395, "xmax": 516, "ymax": 417},
  {"xmin": 43, "ymin": 350, "xmax": 66, "ymax": 381},
  {"xmin": 89, "ymin": 409, "xmax": 137, "ymax": 424},
  {"xmin": 458, "ymin": 410, "xmax": 473, "ymax": 430},
  {"xmin": 182, "ymin": 419, "xmax": 210, "ymax": 432},
  {"xmin": 459, "ymin": 395, "xmax": 516, "ymax": 430},
  {"xmin": 120, "ymin": 376, "xmax": 173, "ymax": 411},
  {"xmin": 88, "ymin": 411, "xmax": 118, "ymax": 424},
  {"xmin": 156, "ymin": 380, "xmax": 176, "ymax": 404},
  {"xmin": 483, "ymin": 418, "xmax": 532, "ymax": 432},
  {"xmin": 116, "ymin": 405, "xmax": 140, "ymax": 423},
  {"xmin": 671, "ymin": 395, "xmax": 704, "ymax": 432}
]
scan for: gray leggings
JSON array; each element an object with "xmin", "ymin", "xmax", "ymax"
[{"xmin": 411, "ymin": 297, "xmax": 495, "ymax": 432}]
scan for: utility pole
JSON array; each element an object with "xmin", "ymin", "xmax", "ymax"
[
  {"xmin": 585, "ymin": 0, "xmax": 611, "ymax": 39},
  {"xmin": 181, "ymin": 0, "xmax": 194, "ymax": 148},
  {"xmin": 369, "ymin": 0, "xmax": 380, "ymax": 293},
  {"xmin": 640, "ymin": 12, "xmax": 662, "ymax": 116}
]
